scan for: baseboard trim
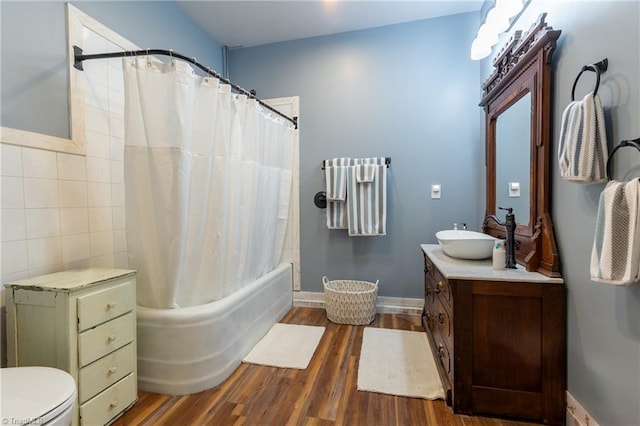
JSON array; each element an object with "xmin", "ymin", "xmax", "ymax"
[
  {"xmin": 293, "ymin": 291, "xmax": 423, "ymax": 316},
  {"xmin": 566, "ymin": 391, "xmax": 599, "ymax": 426}
]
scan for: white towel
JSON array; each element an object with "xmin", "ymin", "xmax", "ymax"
[
  {"xmin": 355, "ymin": 164, "xmax": 376, "ymax": 183},
  {"xmin": 590, "ymin": 179, "xmax": 640, "ymax": 285},
  {"xmin": 325, "ymin": 158, "xmax": 350, "ymax": 229},
  {"xmin": 347, "ymin": 157, "xmax": 387, "ymax": 236},
  {"xmin": 558, "ymin": 93, "xmax": 608, "ymax": 183}
]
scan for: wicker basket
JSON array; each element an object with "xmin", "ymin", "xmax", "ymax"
[{"xmin": 323, "ymin": 276, "xmax": 378, "ymax": 325}]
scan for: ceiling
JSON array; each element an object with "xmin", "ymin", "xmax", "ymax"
[{"xmin": 177, "ymin": 1, "xmax": 483, "ymax": 48}]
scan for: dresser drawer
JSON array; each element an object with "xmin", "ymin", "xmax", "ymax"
[
  {"xmin": 77, "ymin": 280, "xmax": 135, "ymax": 332},
  {"xmin": 78, "ymin": 343, "xmax": 135, "ymax": 403},
  {"xmin": 434, "ymin": 269, "xmax": 451, "ymax": 304},
  {"xmin": 78, "ymin": 313, "xmax": 135, "ymax": 367},
  {"xmin": 433, "ymin": 295, "xmax": 451, "ymax": 338},
  {"xmin": 434, "ymin": 334, "xmax": 451, "ymax": 376},
  {"xmin": 80, "ymin": 373, "xmax": 137, "ymax": 426}
]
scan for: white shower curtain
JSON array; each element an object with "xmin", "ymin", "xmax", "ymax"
[{"xmin": 123, "ymin": 58, "xmax": 294, "ymax": 309}]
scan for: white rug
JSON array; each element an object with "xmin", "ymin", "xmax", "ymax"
[
  {"xmin": 242, "ymin": 323, "xmax": 325, "ymax": 369},
  {"xmin": 357, "ymin": 327, "xmax": 445, "ymax": 399}
]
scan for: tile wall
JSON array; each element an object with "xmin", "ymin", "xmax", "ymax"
[{"xmin": 1, "ymin": 27, "xmax": 127, "ymax": 303}]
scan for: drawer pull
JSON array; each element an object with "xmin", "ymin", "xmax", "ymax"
[
  {"xmin": 437, "ymin": 313, "xmax": 445, "ymax": 325},
  {"xmin": 106, "ymin": 302, "xmax": 117, "ymax": 309},
  {"xmin": 435, "ymin": 281, "xmax": 443, "ymax": 294},
  {"xmin": 438, "ymin": 344, "xmax": 445, "ymax": 358},
  {"xmin": 110, "ymin": 400, "xmax": 119, "ymax": 408},
  {"xmin": 108, "ymin": 366, "xmax": 118, "ymax": 374},
  {"xmin": 107, "ymin": 334, "xmax": 117, "ymax": 342}
]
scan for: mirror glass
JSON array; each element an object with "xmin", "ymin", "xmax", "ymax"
[{"xmin": 495, "ymin": 92, "xmax": 531, "ymax": 226}]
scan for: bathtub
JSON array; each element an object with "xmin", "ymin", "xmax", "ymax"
[{"xmin": 136, "ymin": 263, "xmax": 293, "ymax": 395}]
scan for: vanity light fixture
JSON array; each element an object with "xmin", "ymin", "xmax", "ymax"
[{"xmin": 470, "ymin": 0, "xmax": 525, "ymax": 61}]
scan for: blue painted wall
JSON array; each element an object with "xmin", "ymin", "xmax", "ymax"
[
  {"xmin": 0, "ymin": 1, "xmax": 222, "ymax": 139},
  {"xmin": 229, "ymin": 12, "xmax": 482, "ymax": 298}
]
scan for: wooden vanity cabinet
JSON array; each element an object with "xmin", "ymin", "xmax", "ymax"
[{"xmin": 422, "ymin": 245, "xmax": 566, "ymax": 425}]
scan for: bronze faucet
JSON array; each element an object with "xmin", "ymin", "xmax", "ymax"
[{"xmin": 483, "ymin": 207, "xmax": 517, "ymax": 269}]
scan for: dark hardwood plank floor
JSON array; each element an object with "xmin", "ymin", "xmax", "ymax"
[{"xmin": 114, "ymin": 307, "xmax": 540, "ymax": 425}]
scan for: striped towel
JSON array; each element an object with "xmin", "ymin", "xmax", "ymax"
[
  {"xmin": 347, "ymin": 157, "xmax": 387, "ymax": 236},
  {"xmin": 558, "ymin": 93, "xmax": 608, "ymax": 183},
  {"xmin": 325, "ymin": 158, "xmax": 350, "ymax": 229},
  {"xmin": 590, "ymin": 179, "xmax": 640, "ymax": 285}
]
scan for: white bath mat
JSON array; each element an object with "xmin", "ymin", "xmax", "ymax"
[
  {"xmin": 357, "ymin": 327, "xmax": 445, "ymax": 399},
  {"xmin": 242, "ymin": 323, "xmax": 325, "ymax": 369}
]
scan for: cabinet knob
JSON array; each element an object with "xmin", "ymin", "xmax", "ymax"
[
  {"xmin": 438, "ymin": 344, "xmax": 445, "ymax": 358},
  {"xmin": 106, "ymin": 302, "xmax": 117, "ymax": 309},
  {"xmin": 437, "ymin": 313, "xmax": 445, "ymax": 325},
  {"xmin": 108, "ymin": 366, "xmax": 118, "ymax": 374},
  {"xmin": 110, "ymin": 400, "xmax": 119, "ymax": 408},
  {"xmin": 435, "ymin": 281, "xmax": 443, "ymax": 294},
  {"xmin": 107, "ymin": 334, "xmax": 117, "ymax": 342}
]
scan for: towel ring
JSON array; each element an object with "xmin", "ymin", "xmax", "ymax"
[
  {"xmin": 606, "ymin": 138, "xmax": 640, "ymax": 180},
  {"xmin": 571, "ymin": 58, "xmax": 608, "ymax": 101}
]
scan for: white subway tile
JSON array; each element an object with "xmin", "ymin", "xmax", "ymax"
[
  {"xmin": 111, "ymin": 160, "xmax": 124, "ymax": 184},
  {"xmin": 61, "ymin": 233, "xmax": 90, "ymax": 263},
  {"xmin": 27, "ymin": 237, "xmax": 62, "ymax": 269},
  {"xmin": 109, "ymin": 89, "xmax": 125, "ymax": 115},
  {"xmin": 1, "ymin": 144, "xmax": 23, "ymax": 176},
  {"xmin": 1, "ymin": 240, "xmax": 28, "ymax": 274},
  {"xmin": 81, "ymin": 27, "xmax": 108, "ymax": 55},
  {"xmin": 86, "ymin": 156, "xmax": 111, "ymax": 183},
  {"xmin": 25, "ymin": 209, "xmax": 60, "ymax": 239},
  {"xmin": 58, "ymin": 180, "xmax": 88, "ymax": 208},
  {"xmin": 113, "ymin": 229, "xmax": 127, "ymax": 252},
  {"xmin": 60, "ymin": 208, "xmax": 89, "ymax": 235},
  {"xmin": 86, "ymin": 131, "xmax": 111, "ymax": 159},
  {"xmin": 64, "ymin": 258, "xmax": 91, "ymax": 270},
  {"xmin": 91, "ymin": 254, "xmax": 115, "ymax": 268},
  {"xmin": 114, "ymin": 252, "xmax": 128, "ymax": 269},
  {"xmin": 57, "ymin": 153, "xmax": 87, "ymax": 181},
  {"xmin": 90, "ymin": 231, "xmax": 114, "ymax": 257},
  {"xmin": 84, "ymin": 80, "xmax": 110, "ymax": 111},
  {"xmin": 83, "ymin": 59, "xmax": 108, "ymax": 88},
  {"xmin": 112, "ymin": 206, "xmax": 126, "ymax": 230},
  {"xmin": 24, "ymin": 178, "xmax": 58, "ymax": 208},
  {"xmin": 87, "ymin": 182, "xmax": 112, "ymax": 207},
  {"xmin": 1, "ymin": 209, "xmax": 26, "ymax": 242},
  {"xmin": 111, "ymin": 184, "xmax": 125, "ymax": 207},
  {"xmin": 29, "ymin": 265, "xmax": 62, "ymax": 279},
  {"xmin": 89, "ymin": 207, "xmax": 113, "ymax": 232},
  {"xmin": 109, "ymin": 114, "xmax": 125, "ymax": 139},
  {"xmin": 110, "ymin": 137, "xmax": 125, "ymax": 161},
  {"xmin": 84, "ymin": 104, "xmax": 110, "ymax": 136},
  {"xmin": 1, "ymin": 177, "xmax": 24, "ymax": 208},
  {"xmin": 108, "ymin": 63, "xmax": 125, "ymax": 93},
  {"xmin": 22, "ymin": 148, "xmax": 57, "ymax": 179}
]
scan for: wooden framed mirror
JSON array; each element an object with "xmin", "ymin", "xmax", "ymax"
[{"xmin": 480, "ymin": 14, "xmax": 561, "ymax": 277}]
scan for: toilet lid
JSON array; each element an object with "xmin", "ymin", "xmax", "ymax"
[{"xmin": 1, "ymin": 367, "xmax": 76, "ymax": 424}]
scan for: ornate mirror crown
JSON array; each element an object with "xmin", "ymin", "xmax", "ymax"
[{"xmin": 479, "ymin": 14, "xmax": 562, "ymax": 277}]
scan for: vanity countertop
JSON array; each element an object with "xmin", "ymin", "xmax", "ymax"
[{"xmin": 421, "ymin": 244, "xmax": 563, "ymax": 284}]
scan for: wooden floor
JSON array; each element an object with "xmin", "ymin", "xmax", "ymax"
[{"xmin": 114, "ymin": 307, "xmax": 539, "ymax": 426}]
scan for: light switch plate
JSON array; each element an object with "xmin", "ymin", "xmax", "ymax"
[
  {"xmin": 509, "ymin": 182, "xmax": 520, "ymax": 197},
  {"xmin": 431, "ymin": 184, "xmax": 441, "ymax": 199}
]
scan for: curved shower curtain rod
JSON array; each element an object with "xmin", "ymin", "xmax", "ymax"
[{"xmin": 73, "ymin": 46, "xmax": 298, "ymax": 129}]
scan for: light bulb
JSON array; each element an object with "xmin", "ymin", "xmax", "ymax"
[
  {"xmin": 476, "ymin": 22, "xmax": 499, "ymax": 47},
  {"xmin": 486, "ymin": 6, "xmax": 510, "ymax": 34},
  {"xmin": 470, "ymin": 38, "xmax": 492, "ymax": 61}
]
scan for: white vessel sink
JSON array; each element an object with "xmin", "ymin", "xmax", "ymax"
[{"xmin": 435, "ymin": 230, "xmax": 495, "ymax": 260}]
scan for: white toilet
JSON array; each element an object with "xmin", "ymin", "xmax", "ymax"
[{"xmin": 1, "ymin": 366, "xmax": 77, "ymax": 425}]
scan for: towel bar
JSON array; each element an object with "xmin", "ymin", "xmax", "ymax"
[{"xmin": 321, "ymin": 157, "xmax": 391, "ymax": 170}]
